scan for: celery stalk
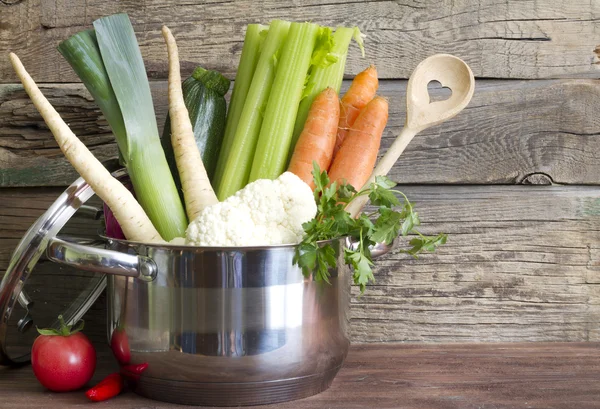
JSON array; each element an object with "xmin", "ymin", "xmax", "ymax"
[
  {"xmin": 93, "ymin": 14, "xmax": 188, "ymax": 240},
  {"xmin": 288, "ymin": 27, "xmax": 364, "ymax": 159},
  {"xmin": 215, "ymin": 20, "xmax": 291, "ymax": 200},
  {"xmin": 213, "ymin": 24, "xmax": 268, "ymax": 188},
  {"xmin": 248, "ymin": 22, "xmax": 320, "ymax": 182}
]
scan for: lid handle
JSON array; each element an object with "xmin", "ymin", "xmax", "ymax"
[{"xmin": 46, "ymin": 237, "xmax": 156, "ymax": 282}]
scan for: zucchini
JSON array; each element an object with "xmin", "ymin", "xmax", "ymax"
[{"xmin": 162, "ymin": 66, "xmax": 230, "ymax": 189}]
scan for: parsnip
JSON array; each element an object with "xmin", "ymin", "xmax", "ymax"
[
  {"xmin": 9, "ymin": 52, "xmax": 163, "ymax": 243},
  {"xmin": 162, "ymin": 26, "xmax": 218, "ymax": 220}
]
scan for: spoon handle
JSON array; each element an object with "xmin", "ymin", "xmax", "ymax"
[{"xmin": 346, "ymin": 126, "xmax": 417, "ymax": 218}]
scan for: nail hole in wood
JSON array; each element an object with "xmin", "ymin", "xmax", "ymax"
[
  {"xmin": 0, "ymin": 0, "xmax": 25, "ymax": 5},
  {"xmin": 520, "ymin": 173, "xmax": 554, "ymax": 185}
]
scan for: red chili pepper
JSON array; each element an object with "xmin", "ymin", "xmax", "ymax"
[
  {"xmin": 121, "ymin": 362, "xmax": 148, "ymax": 376},
  {"xmin": 85, "ymin": 373, "xmax": 124, "ymax": 402}
]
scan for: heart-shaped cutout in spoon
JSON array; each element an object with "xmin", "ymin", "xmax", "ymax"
[
  {"xmin": 346, "ymin": 54, "xmax": 475, "ymax": 217},
  {"xmin": 427, "ymin": 80, "xmax": 453, "ymax": 103}
]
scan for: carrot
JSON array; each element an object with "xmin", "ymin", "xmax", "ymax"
[
  {"xmin": 334, "ymin": 65, "xmax": 378, "ymax": 158},
  {"xmin": 9, "ymin": 52, "xmax": 163, "ymax": 243},
  {"xmin": 327, "ymin": 96, "xmax": 388, "ymax": 190},
  {"xmin": 162, "ymin": 26, "xmax": 218, "ymax": 221},
  {"xmin": 288, "ymin": 87, "xmax": 339, "ymax": 189}
]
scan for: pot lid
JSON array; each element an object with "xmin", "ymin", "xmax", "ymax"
[{"xmin": 0, "ymin": 160, "xmax": 121, "ymax": 366}]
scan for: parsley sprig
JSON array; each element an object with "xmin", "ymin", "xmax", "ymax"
[{"xmin": 293, "ymin": 164, "xmax": 447, "ymax": 293}]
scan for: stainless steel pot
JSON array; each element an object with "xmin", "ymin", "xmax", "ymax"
[
  {"xmin": 1, "ymin": 162, "xmax": 392, "ymax": 406},
  {"xmin": 46, "ymin": 236, "xmax": 391, "ymax": 406}
]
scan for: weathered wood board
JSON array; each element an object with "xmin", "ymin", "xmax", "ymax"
[
  {"xmin": 1, "ymin": 343, "xmax": 599, "ymax": 409},
  {"xmin": 2, "ymin": 185, "xmax": 599, "ymax": 343},
  {"xmin": 3, "ymin": 79, "xmax": 600, "ymax": 187},
  {"xmin": 1, "ymin": 0, "xmax": 600, "ymax": 82},
  {"xmin": 355, "ymin": 185, "xmax": 600, "ymax": 342},
  {"xmin": 1, "ymin": 0, "xmax": 600, "ymax": 345}
]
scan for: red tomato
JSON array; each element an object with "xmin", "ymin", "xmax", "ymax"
[
  {"xmin": 110, "ymin": 327, "xmax": 131, "ymax": 365},
  {"xmin": 31, "ymin": 316, "xmax": 96, "ymax": 392}
]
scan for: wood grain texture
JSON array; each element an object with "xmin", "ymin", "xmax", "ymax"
[
  {"xmin": 2, "ymin": 185, "xmax": 599, "ymax": 343},
  {"xmin": 0, "ymin": 343, "xmax": 598, "ymax": 408},
  {"xmin": 3, "ymin": 79, "xmax": 600, "ymax": 187},
  {"xmin": 354, "ymin": 185, "xmax": 600, "ymax": 342},
  {"xmin": 1, "ymin": 0, "xmax": 600, "ymax": 83}
]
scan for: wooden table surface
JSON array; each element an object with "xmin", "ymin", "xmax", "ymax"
[{"xmin": 1, "ymin": 343, "xmax": 599, "ymax": 409}]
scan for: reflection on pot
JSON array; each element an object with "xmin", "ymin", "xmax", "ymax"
[
  {"xmin": 110, "ymin": 327, "xmax": 131, "ymax": 365},
  {"xmin": 120, "ymin": 362, "xmax": 149, "ymax": 382}
]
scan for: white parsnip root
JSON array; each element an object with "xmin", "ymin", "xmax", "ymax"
[
  {"xmin": 9, "ymin": 52, "xmax": 164, "ymax": 244},
  {"xmin": 162, "ymin": 26, "xmax": 218, "ymax": 221}
]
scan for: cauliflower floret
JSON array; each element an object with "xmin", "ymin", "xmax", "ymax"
[
  {"xmin": 186, "ymin": 197, "xmax": 255, "ymax": 246},
  {"xmin": 236, "ymin": 178, "xmax": 286, "ymax": 227},
  {"xmin": 277, "ymin": 172, "xmax": 317, "ymax": 241},
  {"xmin": 186, "ymin": 172, "xmax": 317, "ymax": 246}
]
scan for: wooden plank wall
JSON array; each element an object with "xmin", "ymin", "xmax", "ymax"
[{"xmin": 1, "ymin": 0, "xmax": 600, "ymax": 343}]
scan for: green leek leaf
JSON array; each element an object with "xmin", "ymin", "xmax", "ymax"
[
  {"xmin": 57, "ymin": 30, "xmax": 128, "ymax": 159},
  {"xmin": 93, "ymin": 13, "xmax": 187, "ymax": 240}
]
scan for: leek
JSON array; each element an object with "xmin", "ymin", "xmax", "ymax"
[
  {"xmin": 289, "ymin": 27, "xmax": 364, "ymax": 159},
  {"xmin": 89, "ymin": 13, "xmax": 187, "ymax": 240},
  {"xmin": 215, "ymin": 20, "xmax": 290, "ymax": 200},
  {"xmin": 57, "ymin": 30, "xmax": 128, "ymax": 154},
  {"xmin": 248, "ymin": 22, "xmax": 320, "ymax": 182},
  {"xmin": 213, "ymin": 23, "xmax": 268, "ymax": 188}
]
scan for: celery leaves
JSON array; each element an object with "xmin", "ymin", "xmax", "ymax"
[{"xmin": 310, "ymin": 27, "xmax": 337, "ymax": 68}]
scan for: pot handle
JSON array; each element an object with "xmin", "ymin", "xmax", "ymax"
[
  {"xmin": 347, "ymin": 238, "xmax": 394, "ymax": 259},
  {"xmin": 46, "ymin": 237, "xmax": 157, "ymax": 282},
  {"xmin": 370, "ymin": 241, "xmax": 394, "ymax": 259}
]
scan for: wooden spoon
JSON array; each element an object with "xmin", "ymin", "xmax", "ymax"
[{"xmin": 346, "ymin": 54, "xmax": 475, "ymax": 217}]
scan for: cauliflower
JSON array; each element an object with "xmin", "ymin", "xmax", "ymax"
[{"xmin": 186, "ymin": 172, "xmax": 317, "ymax": 246}]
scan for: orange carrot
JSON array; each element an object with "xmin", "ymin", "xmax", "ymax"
[
  {"xmin": 288, "ymin": 87, "xmax": 340, "ymax": 189},
  {"xmin": 328, "ymin": 96, "xmax": 388, "ymax": 190},
  {"xmin": 334, "ymin": 65, "xmax": 378, "ymax": 158}
]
